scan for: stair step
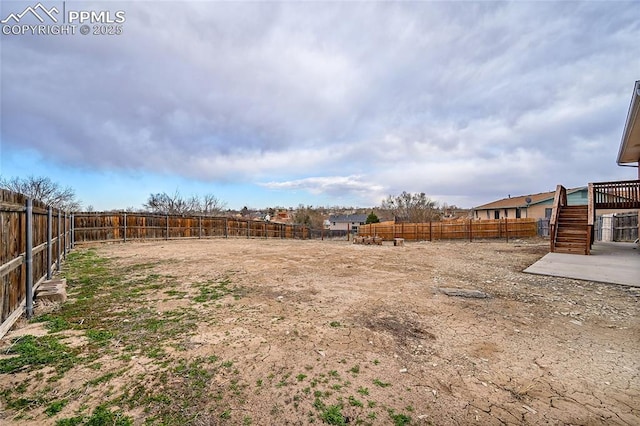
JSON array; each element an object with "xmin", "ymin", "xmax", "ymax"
[
  {"xmin": 554, "ymin": 247, "xmax": 588, "ymax": 255},
  {"xmin": 557, "ymin": 233, "xmax": 587, "ymax": 238},
  {"xmin": 556, "ymin": 239, "xmax": 587, "ymax": 245},
  {"xmin": 552, "ymin": 205, "xmax": 590, "ymax": 255},
  {"xmin": 558, "ymin": 221, "xmax": 587, "ymax": 225},
  {"xmin": 557, "ymin": 230, "xmax": 588, "ymax": 236}
]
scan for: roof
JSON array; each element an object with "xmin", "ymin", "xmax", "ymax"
[
  {"xmin": 328, "ymin": 214, "xmax": 368, "ymax": 223},
  {"xmin": 474, "ymin": 187, "xmax": 586, "ymax": 210},
  {"xmin": 618, "ymin": 80, "xmax": 640, "ymax": 165}
]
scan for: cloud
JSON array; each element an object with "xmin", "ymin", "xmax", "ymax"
[
  {"xmin": 2, "ymin": 1, "xmax": 639, "ymax": 208},
  {"xmin": 260, "ymin": 175, "xmax": 386, "ymax": 205}
]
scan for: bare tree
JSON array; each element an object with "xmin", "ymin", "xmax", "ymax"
[
  {"xmin": 292, "ymin": 204, "xmax": 325, "ymax": 228},
  {"xmin": 0, "ymin": 175, "xmax": 81, "ymax": 210},
  {"xmin": 381, "ymin": 191, "xmax": 440, "ymax": 223},
  {"xmin": 143, "ymin": 190, "xmax": 226, "ymax": 215},
  {"xmin": 201, "ymin": 193, "xmax": 227, "ymax": 216}
]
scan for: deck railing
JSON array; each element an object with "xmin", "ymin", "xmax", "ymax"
[{"xmin": 591, "ymin": 179, "xmax": 640, "ymax": 209}]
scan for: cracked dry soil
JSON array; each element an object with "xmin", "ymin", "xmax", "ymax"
[{"xmin": 3, "ymin": 238, "xmax": 639, "ymax": 425}]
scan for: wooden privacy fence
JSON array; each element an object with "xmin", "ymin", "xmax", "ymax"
[
  {"xmin": 613, "ymin": 212, "xmax": 639, "ymax": 242},
  {"xmin": 357, "ymin": 218, "xmax": 538, "ymax": 241},
  {"xmin": 72, "ymin": 212, "xmax": 310, "ymax": 243},
  {"xmin": 0, "ymin": 189, "xmax": 71, "ymax": 337}
]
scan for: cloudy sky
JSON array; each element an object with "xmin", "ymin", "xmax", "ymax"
[{"xmin": 1, "ymin": 1, "xmax": 639, "ymax": 211}]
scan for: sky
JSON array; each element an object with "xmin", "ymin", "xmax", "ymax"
[{"xmin": 1, "ymin": 1, "xmax": 639, "ymax": 211}]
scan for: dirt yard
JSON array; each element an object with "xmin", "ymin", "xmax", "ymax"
[{"xmin": 1, "ymin": 238, "xmax": 639, "ymax": 425}]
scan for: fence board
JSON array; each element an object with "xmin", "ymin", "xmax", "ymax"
[
  {"xmin": 358, "ymin": 218, "xmax": 538, "ymax": 241},
  {"xmin": 0, "ymin": 189, "xmax": 70, "ymax": 338},
  {"xmin": 613, "ymin": 213, "xmax": 639, "ymax": 242},
  {"xmin": 72, "ymin": 213, "xmax": 309, "ymax": 243}
]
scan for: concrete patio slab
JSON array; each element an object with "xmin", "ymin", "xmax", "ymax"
[{"xmin": 524, "ymin": 242, "xmax": 640, "ymax": 287}]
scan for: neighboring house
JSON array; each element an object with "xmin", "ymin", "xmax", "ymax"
[
  {"xmin": 474, "ymin": 187, "xmax": 635, "ymax": 221},
  {"xmin": 473, "ymin": 188, "xmax": 588, "ymax": 220},
  {"xmin": 327, "ymin": 214, "xmax": 368, "ymax": 232},
  {"xmin": 271, "ymin": 210, "xmax": 292, "ymax": 224}
]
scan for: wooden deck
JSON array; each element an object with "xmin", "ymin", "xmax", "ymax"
[
  {"xmin": 591, "ymin": 180, "xmax": 640, "ymax": 209},
  {"xmin": 551, "ymin": 180, "xmax": 639, "ymax": 255}
]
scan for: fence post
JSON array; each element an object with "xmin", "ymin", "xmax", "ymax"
[
  {"xmin": 247, "ymin": 220, "xmax": 250, "ymax": 239},
  {"xmin": 25, "ymin": 198, "xmax": 34, "ymax": 319},
  {"xmin": 224, "ymin": 218, "xmax": 229, "ymax": 238},
  {"xmin": 166, "ymin": 215, "xmax": 169, "ymax": 240},
  {"xmin": 63, "ymin": 212, "xmax": 67, "ymax": 260},
  {"xmin": 199, "ymin": 216, "xmax": 202, "ymax": 239},
  {"xmin": 264, "ymin": 222, "xmax": 267, "ymax": 239},
  {"xmin": 57, "ymin": 210, "xmax": 61, "ymax": 271},
  {"xmin": 123, "ymin": 213, "xmax": 127, "ymax": 242},
  {"xmin": 469, "ymin": 219, "xmax": 473, "ymax": 242},
  {"xmin": 70, "ymin": 213, "xmax": 75, "ymax": 249},
  {"xmin": 47, "ymin": 206, "xmax": 52, "ymax": 280},
  {"xmin": 505, "ymin": 218, "xmax": 509, "ymax": 243}
]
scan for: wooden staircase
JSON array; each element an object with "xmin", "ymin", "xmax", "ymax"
[{"xmin": 553, "ymin": 205, "xmax": 590, "ymax": 255}]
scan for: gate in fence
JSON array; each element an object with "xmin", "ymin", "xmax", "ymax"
[
  {"xmin": 594, "ymin": 212, "xmax": 638, "ymax": 242},
  {"xmin": 613, "ymin": 212, "xmax": 639, "ymax": 242}
]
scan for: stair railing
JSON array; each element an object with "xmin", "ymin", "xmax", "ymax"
[
  {"xmin": 587, "ymin": 183, "xmax": 595, "ymax": 255},
  {"xmin": 549, "ymin": 185, "xmax": 567, "ymax": 252}
]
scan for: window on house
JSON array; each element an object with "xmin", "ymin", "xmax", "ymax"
[
  {"xmin": 516, "ymin": 208, "xmax": 521, "ymax": 219},
  {"xmin": 504, "ymin": 209, "xmax": 508, "ymax": 218},
  {"xmin": 494, "ymin": 210, "xmax": 500, "ymax": 219},
  {"xmin": 545, "ymin": 208, "xmax": 552, "ymax": 219}
]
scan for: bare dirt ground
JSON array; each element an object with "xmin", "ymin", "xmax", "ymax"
[{"xmin": 1, "ymin": 238, "xmax": 639, "ymax": 425}]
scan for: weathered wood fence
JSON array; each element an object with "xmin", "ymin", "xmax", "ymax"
[
  {"xmin": 72, "ymin": 212, "xmax": 310, "ymax": 243},
  {"xmin": 1, "ymin": 192, "xmax": 311, "ymax": 338},
  {"xmin": 1, "ymin": 190, "xmax": 71, "ymax": 337},
  {"xmin": 613, "ymin": 212, "xmax": 639, "ymax": 241},
  {"xmin": 357, "ymin": 218, "xmax": 538, "ymax": 241}
]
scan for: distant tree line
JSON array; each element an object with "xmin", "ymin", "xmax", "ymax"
[
  {"xmin": 1, "ymin": 175, "xmax": 461, "ymax": 226},
  {"xmin": 381, "ymin": 191, "xmax": 440, "ymax": 223},
  {"xmin": 143, "ymin": 191, "xmax": 227, "ymax": 215}
]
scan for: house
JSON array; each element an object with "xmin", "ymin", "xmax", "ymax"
[
  {"xmin": 618, "ymin": 80, "xmax": 640, "ymax": 175},
  {"xmin": 550, "ymin": 81, "xmax": 640, "ymax": 254},
  {"xmin": 327, "ymin": 214, "xmax": 368, "ymax": 232},
  {"xmin": 474, "ymin": 187, "xmax": 635, "ymax": 222},
  {"xmin": 270, "ymin": 210, "xmax": 292, "ymax": 224},
  {"xmin": 473, "ymin": 188, "xmax": 588, "ymax": 220}
]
